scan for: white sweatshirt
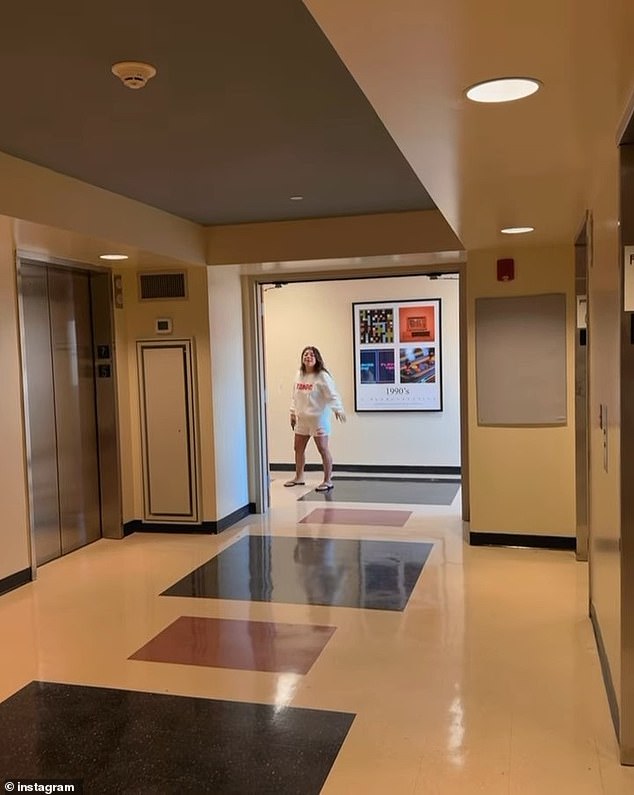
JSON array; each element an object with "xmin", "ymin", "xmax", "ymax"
[{"xmin": 290, "ymin": 370, "xmax": 343, "ymax": 421}]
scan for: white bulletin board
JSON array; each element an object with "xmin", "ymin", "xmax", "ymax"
[{"xmin": 475, "ymin": 293, "xmax": 567, "ymax": 426}]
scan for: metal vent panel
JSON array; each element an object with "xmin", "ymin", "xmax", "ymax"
[{"xmin": 138, "ymin": 272, "xmax": 187, "ymax": 300}]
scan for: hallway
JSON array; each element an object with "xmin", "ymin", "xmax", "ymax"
[{"xmin": 0, "ymin": 477, "xmax": 630, "ymax": 794}]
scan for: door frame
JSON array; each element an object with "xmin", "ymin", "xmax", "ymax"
[
  {"xmin": 242, "ymin": 260, "xmax": 469, "ymax": 520},
  {"xmin": 574, "ymin": 212, "xmax": 591, "ymax": 562}
]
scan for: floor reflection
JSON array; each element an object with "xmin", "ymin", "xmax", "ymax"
[
  {"xmin": 129, "ymin": 616, "xmax": 336, "ymax": 674},
  {"xmin": 299, "ymin": 507, "xmax": 412, "ymax": 527},
  {"xmin": 162, "ymin": 536, "xmax": 434, "ymax": 611}
]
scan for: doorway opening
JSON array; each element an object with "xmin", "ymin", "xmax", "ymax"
[
  {"xmin": 246, "ymin": 266, "xmax": 466, "ymax": 516},
  {"xmin": 574, "ymin": 214, "xmax": 590, "ymax": 562}
]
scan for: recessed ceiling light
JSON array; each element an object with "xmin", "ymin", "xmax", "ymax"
[
  {"xmin": 290, "ymin": 195, "xmax": 304, "ymax": 201},
  {"xmin": 466, "ymin": 78, "xmax": 541, "ymax": 103},
  {"xmin": 99, "ymin": 253, "xmax": 129, "ymax": 261},
  {"xmin": 500, "ymin": 226, "xmax": 535, "ymax": 235}
]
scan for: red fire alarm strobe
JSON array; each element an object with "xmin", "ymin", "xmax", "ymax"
[{"xmin": 497, "ymin": 258, "xmax": 515, "ymax": 281}]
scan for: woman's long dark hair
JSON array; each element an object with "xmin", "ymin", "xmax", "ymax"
[{"xmin": 300, "ymin": 346, "xmax": 329, "ymax": 374}]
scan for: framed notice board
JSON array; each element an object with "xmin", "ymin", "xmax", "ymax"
[{"xmin": 475, "ymin": 293, "xmax": 567, "ymax": 426}]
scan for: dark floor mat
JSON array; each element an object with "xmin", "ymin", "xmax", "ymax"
[
  {"xmin": 162, "ymin": 535, "xmax": 433, "ymax": 611},
  {"xmin": 299, "ymin": 477, "xmax": 460, "ymax": 504},
  {"xmin": 0, "ymin": 681, "xmax": 355, "ymax": 795}
]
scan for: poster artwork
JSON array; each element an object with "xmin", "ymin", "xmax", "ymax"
[{"xmin": 353, "ymin": 299, "xmax": 442, "ymax": 411}]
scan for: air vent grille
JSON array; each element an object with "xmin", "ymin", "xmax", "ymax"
[{"xmin": 138, "ymin": 272, "xmax": 187, "ymax": 300}]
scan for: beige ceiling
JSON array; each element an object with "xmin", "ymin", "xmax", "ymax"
[{"xmin": 304, "ymin": 0, "xmax": 634, "ymax": 251}]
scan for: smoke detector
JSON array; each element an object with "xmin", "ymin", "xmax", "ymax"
[{"xmin": 111, "ymin": 61, "xmax": 157, "ymax": 90}]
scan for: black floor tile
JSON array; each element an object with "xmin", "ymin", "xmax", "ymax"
[
  {"xmin": 0, "ymin": 682, "xmax": 354, "ymax": 794},
  {"xmin": 162, "ymin": 535, "xmax": 433, "ymax": 611},
  {"xmin": 299, "ymin": 477, "xmax": 460, "ymax": 504}
]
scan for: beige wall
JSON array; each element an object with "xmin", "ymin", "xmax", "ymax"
[
  {"xmin": 0, "ymin": 151, "xmax": 205, "ymax": 266},
  {"xmin": 466, "ymin": 245, "xmax": 576, "ymax": 536},
  {"xmin": 206, "ymin": 265, "xmax": 249, "ymax": 518},
  {"xmin": 0, "ymin": 217, "xmax": 32, "ymax": 579},
  {"xmin": 584, "ymin": 19, "xmax": 634, "ymax": 739},
  {"xmin": 207, "ymin": 209, "xmax": 462, "ymax": 265},
  {"xmin": 587, "ymin": 145, "xmax": 624, "ymax": 709},
  {"xmin": 114, "ymin": 266, "xmax": 217, "ymax": 523}
]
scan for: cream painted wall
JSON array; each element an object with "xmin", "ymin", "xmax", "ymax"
[
  {"xmin": 263, "ymin": 275, "xmax": 461, "ymax": 468},
  {"xmin": 0, "ymin": 151, "xmax": 205, "ymax": 265},
  {"xmin": 466, "ymin": 245, "xmax": 576, "ymax": 536},
  {"xmin": 206, "ymin": 266, "xmax": 249, "ymax": 517},
  {"xmin": 587, "ymin": 146, "xmax": 623, "ymax": 708},
  {"xmin": 207, "ymin": 209, "xmax": 462, "ymax": 265},
  {"xmin": 0, "ymin": 217, "xmax": 31, "ymax": 579},
  {"xmin": 115, "ymin": 266, "xmax": 217, "ymax": 522}
]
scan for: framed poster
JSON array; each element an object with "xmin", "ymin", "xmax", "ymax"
[{"xmin": 353, "ymin": 298, "xmax": 442, "ymax": 411}]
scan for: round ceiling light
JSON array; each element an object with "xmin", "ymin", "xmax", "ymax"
[
  {"xmin": 500, "ymin": 226, "xmax": 534, "ymax": 235},
  {"xmin": 466, "ymin": 77, "xmax": 541, "ymax": 103},
  {"xmin": 99, "ymin": 253, "xmax": 129, "ymax": 260}
]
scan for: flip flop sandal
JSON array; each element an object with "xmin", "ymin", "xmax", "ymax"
[
  {"xmin": 284, "ymin": 479, "xmax": 305, "ymax": 487},
  {"xmin": 315, "ymin": 483, "xmax": 334, "ymax": 492}
]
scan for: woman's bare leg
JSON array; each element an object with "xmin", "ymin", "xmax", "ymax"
[
  {"xmin": 314, "ymin": 434, "xmax": 333, "ymax": 486},
  {"xmin": 292, "ymin": 434, "xmax": 310, "ymax": 482}
]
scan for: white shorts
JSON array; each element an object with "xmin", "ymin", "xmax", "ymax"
[{"xmin": 294, "ymin": 414, "xmax": 329, "ymax": 437}]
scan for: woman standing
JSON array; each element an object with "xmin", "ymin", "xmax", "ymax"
[{"xmin": 285, "ymin": 346, "xmax": 346, "ymax": 492}]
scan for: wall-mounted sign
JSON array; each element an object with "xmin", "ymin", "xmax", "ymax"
[
  {"xmin": 624, "ymin": 246, "xmax": 634, "ymax": 311},
  {"xmin": 352, "ymin": 299, "xmax": 442, "ymax": 411},
  {"xmin": 576, "ymin": 295, "xmax": 587, "ymax": 329}
]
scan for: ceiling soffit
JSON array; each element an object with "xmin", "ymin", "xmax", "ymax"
[
  {"xmin": 304, "ymin": 0, "xmax": 634, "ymax": 250},
  {"xmin": 0, "ymin": 1, "xmax": 436, "ymax": 226}
]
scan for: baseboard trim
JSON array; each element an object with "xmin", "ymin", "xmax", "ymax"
[
  {"xmin": 590, "ymin": 601, "xmax": 620, "ymax": 742},
  {"xmin": 0, "ymin": 567, "xmax": 32, "ymax": 596},
  {"xmin": 216, "ymin": 503, "xmax": 255, "ymax": 532},
  {"xmin": 469, "ymin": 532, "xmax": 575, "ymax": 550},
  {"xmin": 124, "ymin": 503, "xmax": 255, "ymax": 537},
  {"xmin": 123, "ymin": 520, "xmax": 215, "ymax": 535},
  {"xmin": 270, "ymin": 463, "xmax": 461, "ymax": 475}
]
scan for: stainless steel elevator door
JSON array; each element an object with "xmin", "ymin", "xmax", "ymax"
[
  {"xmin": 20, "ymin": 265, "xmax": 61, "ymax": 564},
  {"xmin": 49, "ymin": 269, "xmax": 101, "ymax": 554},
  {"xmin": 20, "ymin": 264, "xmax": 101, "ymax": 565}
]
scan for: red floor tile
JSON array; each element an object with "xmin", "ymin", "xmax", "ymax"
[
  {"xmin": 299, "ymin": 508, "xmax": 412, "ymax": 526},
  {"xmin": 129, "ymin": 616, "xmax": 336, "ymax": 674}
]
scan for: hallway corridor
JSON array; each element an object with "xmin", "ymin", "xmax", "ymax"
[{"xmin": 0, "ymin": 476, "xmax": 631, "ymax": 794}]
